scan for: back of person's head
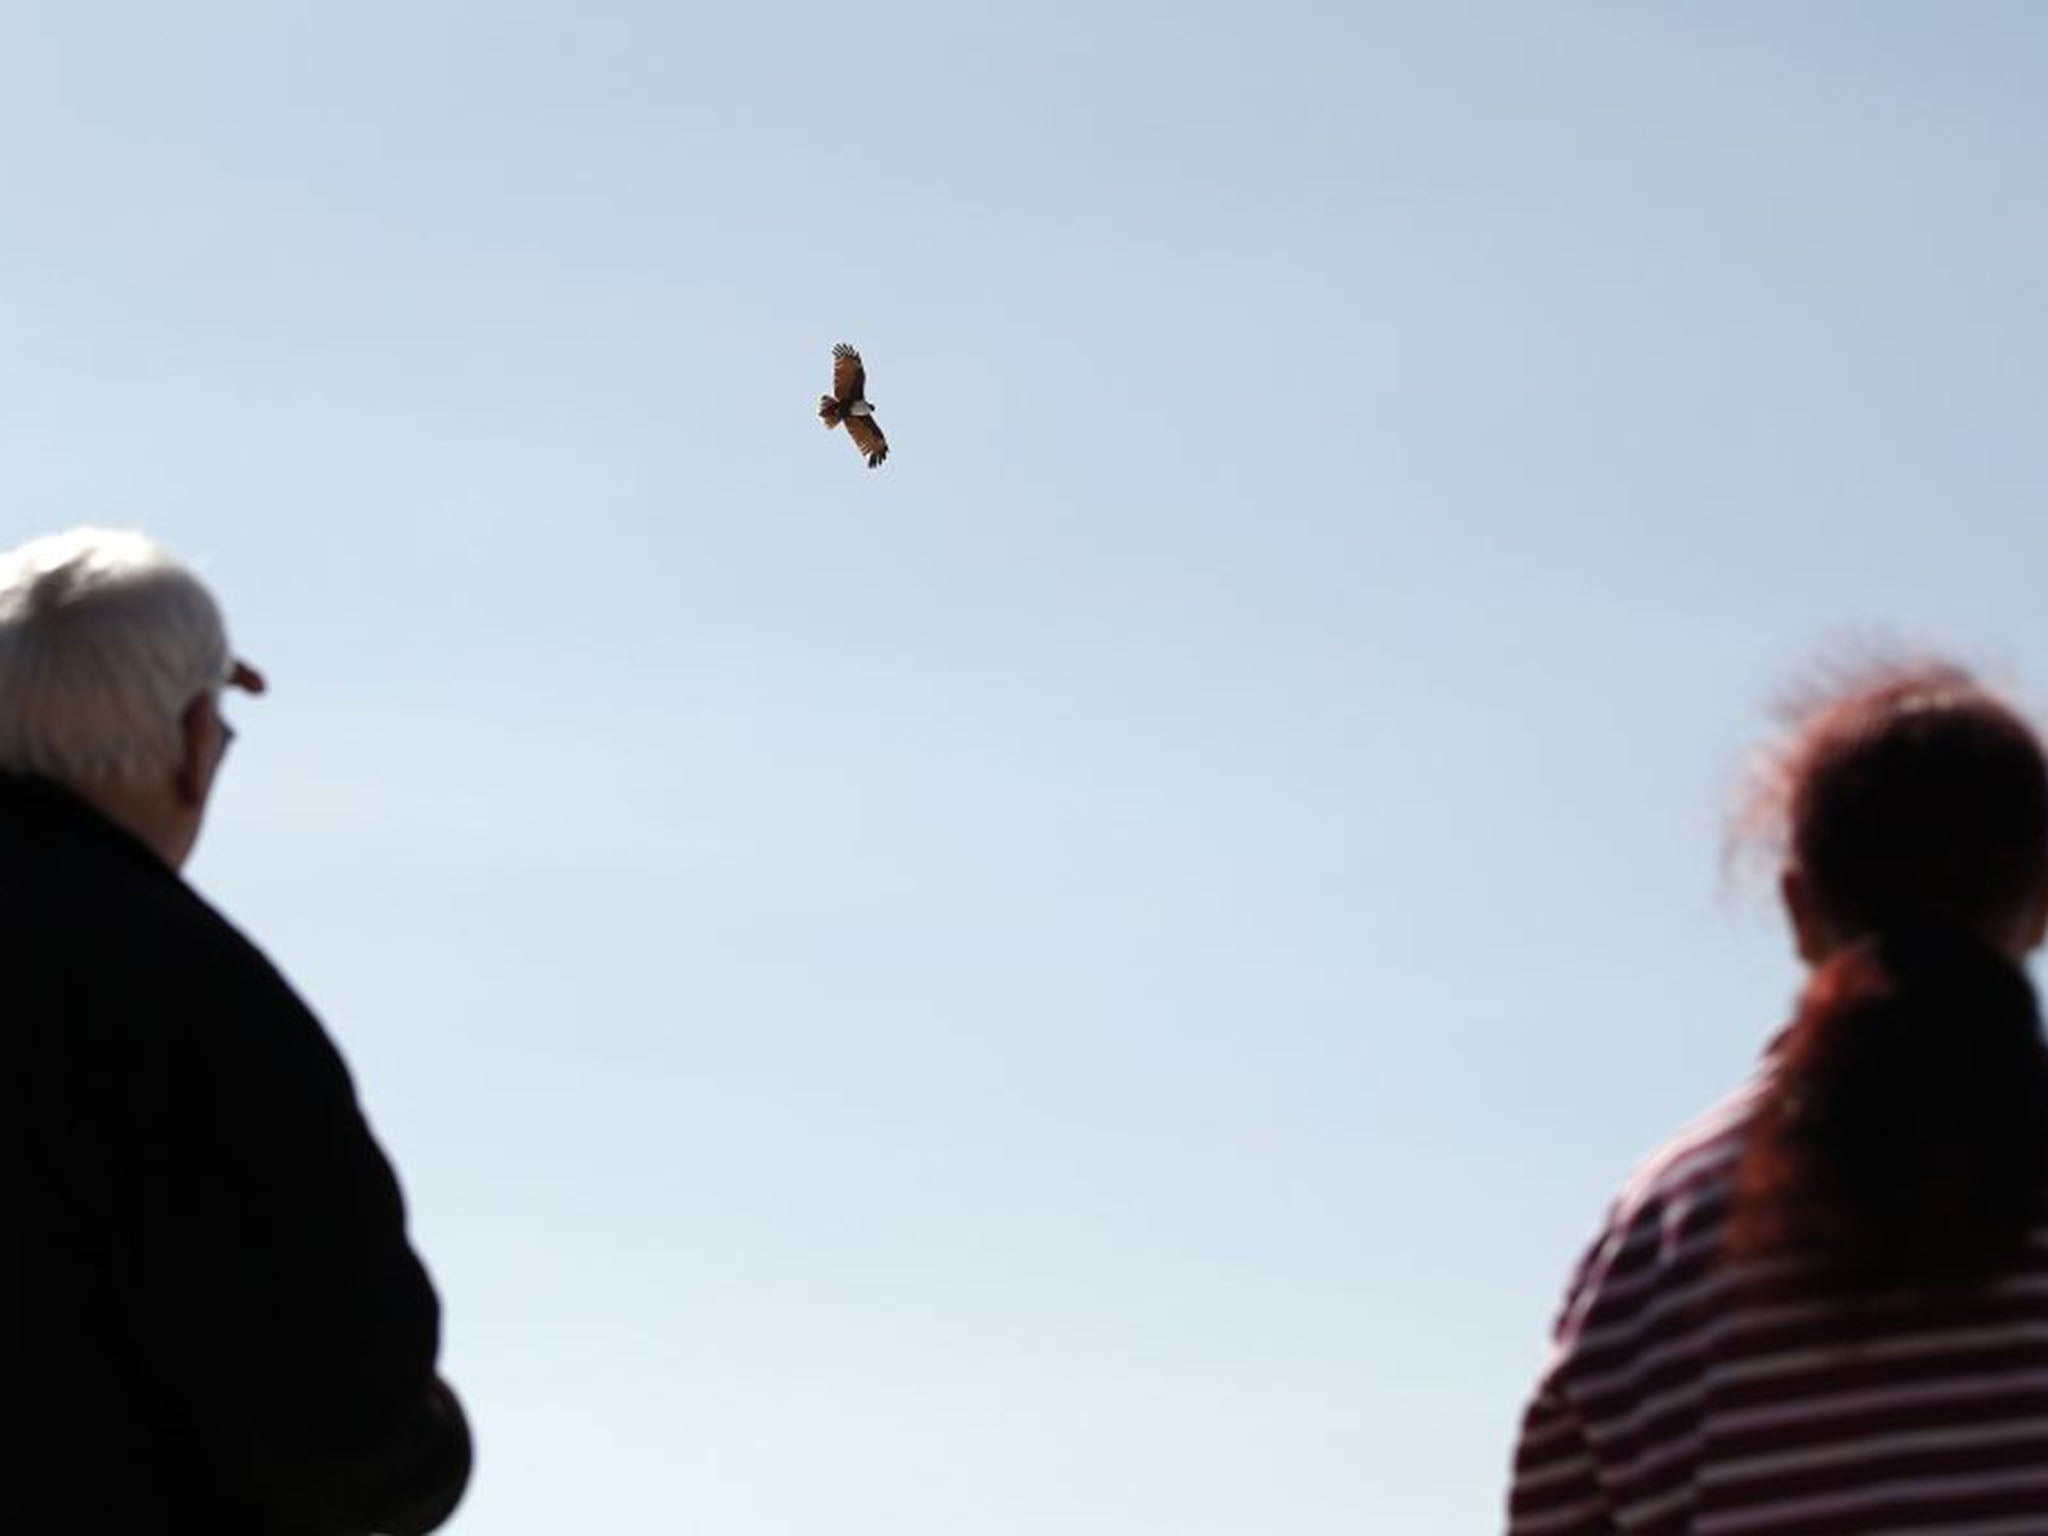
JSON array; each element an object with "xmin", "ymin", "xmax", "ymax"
[
  {"xmin": 1730, "ymin": 659, "xmax": 2048, "ymax": 1288},
  {"xmin": 0, "ymin": 528, "xmax": 232, "ymax": 788}
]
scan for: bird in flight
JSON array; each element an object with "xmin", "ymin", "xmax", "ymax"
[{"xmin": 819, "ymin": 343, "xmax": 888, "ymax": 468}]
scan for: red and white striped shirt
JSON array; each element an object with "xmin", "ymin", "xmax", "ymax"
[{"xmin": 1509, "ymin": 1072, "xmax": 2048, "ymax": 1535}]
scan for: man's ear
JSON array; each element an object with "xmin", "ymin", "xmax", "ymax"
[
  {"xmin": 172, "ymin": 696, "xmax": 215, "ymax": 809},
  {"xmin": 1781, "ymin": 865, "xmax": 1832, "ymax": 966}
]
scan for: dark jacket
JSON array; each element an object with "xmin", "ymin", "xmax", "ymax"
[{"xmin": 0, "ymin": 775, "xmax": 471, "ymax": 1534}]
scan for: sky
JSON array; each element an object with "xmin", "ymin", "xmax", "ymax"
[{"xmin": 6, "ymin": 3, "xmax": 2048, "ymax": 1531}]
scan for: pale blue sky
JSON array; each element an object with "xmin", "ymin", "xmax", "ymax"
[{"xmin": 7, "ymin": 4, "xmax": 2048, "ymax": 1531}]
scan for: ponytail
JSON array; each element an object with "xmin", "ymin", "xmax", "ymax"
[{"xmin": 1731, "ymin": 924, "xmax": 2048, "ymax": 1287}]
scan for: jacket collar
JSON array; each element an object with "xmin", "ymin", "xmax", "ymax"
[{"xmin": 0, "ymin": 771, "xmax": 175, "ymax": 877}]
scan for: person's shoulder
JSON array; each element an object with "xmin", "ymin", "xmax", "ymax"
[
  {"xmin": 1550, "ymin": 1076, "xmax": 1765, "ymax": 1350},
  {"xmin": 0, "ymin": 779, "xmax": 240, "ymax": 957},
  {"xmin": 153, "ymin": 876, "xmax": 305, "ymax": 1008},
  {"xmin": 1611, "ymin": 1078, "xmax": 1762, "ymax": 1225},
  {"xmin": 110, "ymin": 877, "xmax": 352, "ymax": 1113},
  {"xmin": 48, "ymin": 832, "xmax": 295, "ymax": 1005},
  {"xmin": 1, "ymin": 792, "xmax": 317, "ymax": 1031}
]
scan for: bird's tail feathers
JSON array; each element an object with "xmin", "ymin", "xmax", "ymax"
[{"xmin": 818, "ymin": 395, "xmax": 844, "ymax": 428}]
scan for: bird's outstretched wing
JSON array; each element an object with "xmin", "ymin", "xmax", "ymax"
[
  {"xmin": 831, "ymin": 343, "xmax": 866, "ymax": 405},
  {"xmin": 846, "ymin": 412, "xmax": 888, "ymax": 468}
]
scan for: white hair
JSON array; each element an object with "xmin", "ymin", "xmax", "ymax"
[{"xmin": 0, "ymin": 528, "xmax": 232, "ymax": 785}]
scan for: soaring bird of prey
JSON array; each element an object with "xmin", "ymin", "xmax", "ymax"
[{"xmin": 818, "ymin": 343, "xmax": 888, "ymax": 468}]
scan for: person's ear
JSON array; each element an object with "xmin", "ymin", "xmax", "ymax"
[
  {"xmin": 1781, "ymin": 865, "xmax": 1832, "ymax": 966},
  {"xmin": 172, "ymin": 695, "xmax": 216, "ymax": 809}
]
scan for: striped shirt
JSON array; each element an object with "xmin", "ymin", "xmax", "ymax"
[{"xmin": 1508, "ymin": 1070, "xmax": 2048, "ymax": 1536}]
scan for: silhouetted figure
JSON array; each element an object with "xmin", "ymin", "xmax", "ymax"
[{"xmin": 0, "ymin": 529, "xmax": 471, "ymax": 1534}]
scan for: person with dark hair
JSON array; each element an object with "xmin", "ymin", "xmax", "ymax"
[{"xmin": 1507, "ymin": 658, "xmax": 2048, "ymax": 1535}]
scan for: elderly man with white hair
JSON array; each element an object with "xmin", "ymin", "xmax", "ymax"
[{"xmin": 0, "ymin": 529, "xmax": 471, "ymax": 1535}]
